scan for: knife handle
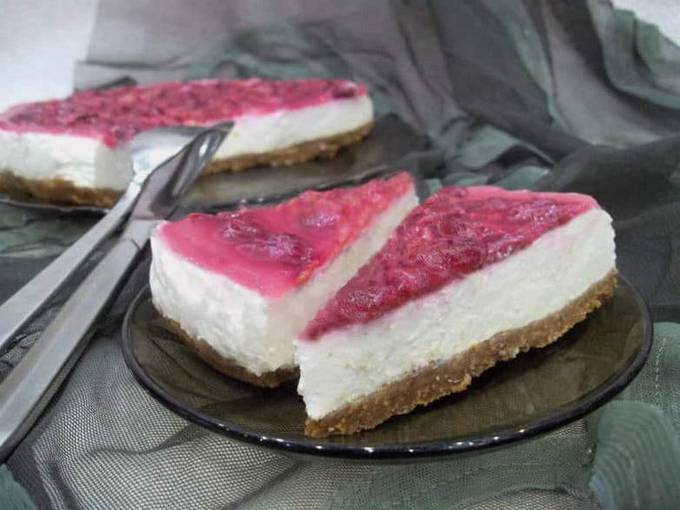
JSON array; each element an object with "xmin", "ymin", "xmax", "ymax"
[
  {"xmin": 0, "ymin": 185, "xmax": 140, "ymax": 355},
  {"xmin": 0, "ymin": 228, "xmax": 144, "ymax": 462}
]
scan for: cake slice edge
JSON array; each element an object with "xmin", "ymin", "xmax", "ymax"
[
  {"xmin": 149, "ymin": 176, "xmax": 418, "ymax": 387},
  {"xmin": 304, "ymin": 269, "xmax": 616, "ymax": 437},
  {"xmin": 295, "ymin": 205, "xmax": 617, "ymax": 437}
]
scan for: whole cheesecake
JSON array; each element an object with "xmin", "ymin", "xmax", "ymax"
[
  {"xmin": 0, "ymin": 79, "xmax": 373, "ymax": 207},
  {"xmin": 149, "ymin": 173, "xmax": 416, "ymax": 387},
  {"xmin": 295, "ymin": 186, "xmax": 617, "ymax": 437}
]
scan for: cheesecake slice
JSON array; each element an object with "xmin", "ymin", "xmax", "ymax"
[
  {"xmin": 0, "ymin": 79, "xmax": 373, "ymax": 207},
  {"xmin": 296, "ymin": 186, "xmax": 617, "ymax": 437},
  {"xmin": 150, "ymin": 173, "xmax": 417, "ymax": 387}
]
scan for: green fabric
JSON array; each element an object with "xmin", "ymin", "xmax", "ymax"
[
  {"xmin": 589, "ymin": 402, "xmax": 680, "ymax": 510},
  {"xmin": 332, "ymin": 421, "xmax": 594, "ymax": 509},
  {"xmin": 0, "ymin": 466, "xmax": 35, "ymax": 510},
  {"xmin": 480, "ymin": 0, "xmax": 676, "ymax": 147},
  {"xmin": 589, "ymin": 2, "xmax": 680, "ymax": 110},
  {"xmin": 330, "ymin": 324, "xmax": 680, "ymax": 509},
  {"xmin": 496, "ymin": 165, "xmax": 550, "ymax": 189},
  {"xmin": 587, "ymin": 323, "xmax": 680, "ymax": 509},
  {"xmin": 481, "ymin": 0, "xmax": 566, "ymax": 129},
  {"xmin": 186, "ymin": 23, "xmax": 396, "ymax": 130},
  {"xmin": 457, "ymin": 124, "xmax": 541, "ymax": 169},
  {"xmin": 0, "ymin": 205, "xmax": 93, "ymax": 259}
]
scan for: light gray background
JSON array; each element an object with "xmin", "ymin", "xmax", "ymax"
[{"xmin": 1, "ymin": 0, "xmax": 678, "ymax": 111}]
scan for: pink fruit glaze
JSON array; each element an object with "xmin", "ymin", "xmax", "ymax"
[
  {"xmin": 0, "ymin": 79, "xmax": 368, "ymax": 148},
  {"xmin": 157, "ymin": 172, "xmax": 413, "ymax": 298},
  {"xmin": 303, "ymin": 186, "xmax": 598, "ymax": 340}
]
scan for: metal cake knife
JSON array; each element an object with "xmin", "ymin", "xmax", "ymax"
[
  {"xmin": 0, "ymin": 125, "xmax": 230, "ymax": 354},
  {"xmin": 0, "ymin": 122, "xmax": 232, "ymax": 461}
]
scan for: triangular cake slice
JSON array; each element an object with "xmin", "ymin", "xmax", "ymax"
[
  {"xmin": 296, "ymin": 186, "xmax": 617, "ymax": 437},
  {"xmin": 150, "ymin": 173, "xmax": 417, "ymax": 387}
]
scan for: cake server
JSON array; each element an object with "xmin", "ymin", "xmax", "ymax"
[
  {"xmin": 0, "ymin": 122, "xmax": 232, "ymax": 461},
  {"xmin": 0, "ymin": 124, "xmax": 230, "ymax": 355}
]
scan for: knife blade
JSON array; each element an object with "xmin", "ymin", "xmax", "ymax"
[
  {"xmin": 0, "ymin": 123, "xmax": 230, "ymax": 355},
  {"xmin": 0, "ymin": 122, "xmax": 232, "ymax": 461}
]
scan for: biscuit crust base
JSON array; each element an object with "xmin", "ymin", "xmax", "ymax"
[
  {"xmin": 305, "ymin": 270, "xmax": 618, "ymax": 438},
  {"xmin": 0, "ymin": 171, "xmax": 120, "ymax": 209},
  {"xmin": 204, "ymin": 122, "xmax": 373, "ymax": 174},
  {"xmin": 0, "ymin": 123, "xmax": 373, "ymax": 208},
  {"xmin": 164, "ymin": 317, "xmax": 298, "ymax": 389}
]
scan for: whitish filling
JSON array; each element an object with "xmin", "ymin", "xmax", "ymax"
[
  {"xmin": 149, "ymin": 189, "xmax": 416, "ymax": 376},
  {"xmin": 0, "ymin": 95, "xmax": 373, "ymax": 191},
  {"xmin": 0, "ymin": 130, "xmax": 132, "ymax": 190},
  {"xmin": 295, "ymin": 208, "xmax": 616, "ymax": 420},
  {"xmin": 213, "ymin": 94, "xmax": 373, "ymax": 160}
]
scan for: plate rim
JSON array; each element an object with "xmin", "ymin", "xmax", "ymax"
[
  {"xmin": 121, "ymin": 275, "xmax": 653, "ymax": 460},
  {"xmin": 0, "ymin": 195, "xmax": 108, "ymax": 215}
]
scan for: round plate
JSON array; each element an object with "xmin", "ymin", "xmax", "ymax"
[{"xmin": 122, "ymin": 276, "xmax": 652, "ymax": 461}]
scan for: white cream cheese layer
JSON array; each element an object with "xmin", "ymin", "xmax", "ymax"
[
  {"xmin": 0, "ymin": 94, "xmax": 373, "ymax": 192},
  {"xmin": 0, "ymin": 130, "xmax": 131, "ymax": 190},
  {"xmin": 149, "ymin": 188, "xmax": 416, "ymax": 376},
  {"xmin": 213, "ymin": 94, "xmax": 373, "ymax": 159},
  {"xmin": 295, "ymin": 208, "xmax": 617, "ymax": 420}
]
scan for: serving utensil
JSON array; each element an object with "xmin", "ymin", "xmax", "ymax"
[
  {"xmin": 0, "ymin": 122, "xmax": 232, "ymax": 461},
  {"xmin": 0, "ymin": 125, "xmax": 229, "ymax": 354}
]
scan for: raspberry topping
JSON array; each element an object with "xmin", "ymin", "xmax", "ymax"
[
  {"xmin": 158, "ymin": 173, "xmax": 413, "ymax": 297},
  {"xmin": 0, "ymin": 79, "xmax": 367, "ymax": 147},
  {"xmin": 303, "ymin": 186, "xmax": 597, "ymax": 340}
]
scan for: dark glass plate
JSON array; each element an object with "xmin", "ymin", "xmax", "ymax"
[
  {"xmin": 122, "ymin": 276, "xmax": 651, "ymax": 461},
  {"xmin": 1, "ymin": 115, "xmax": 435, "ymax": 214}
]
